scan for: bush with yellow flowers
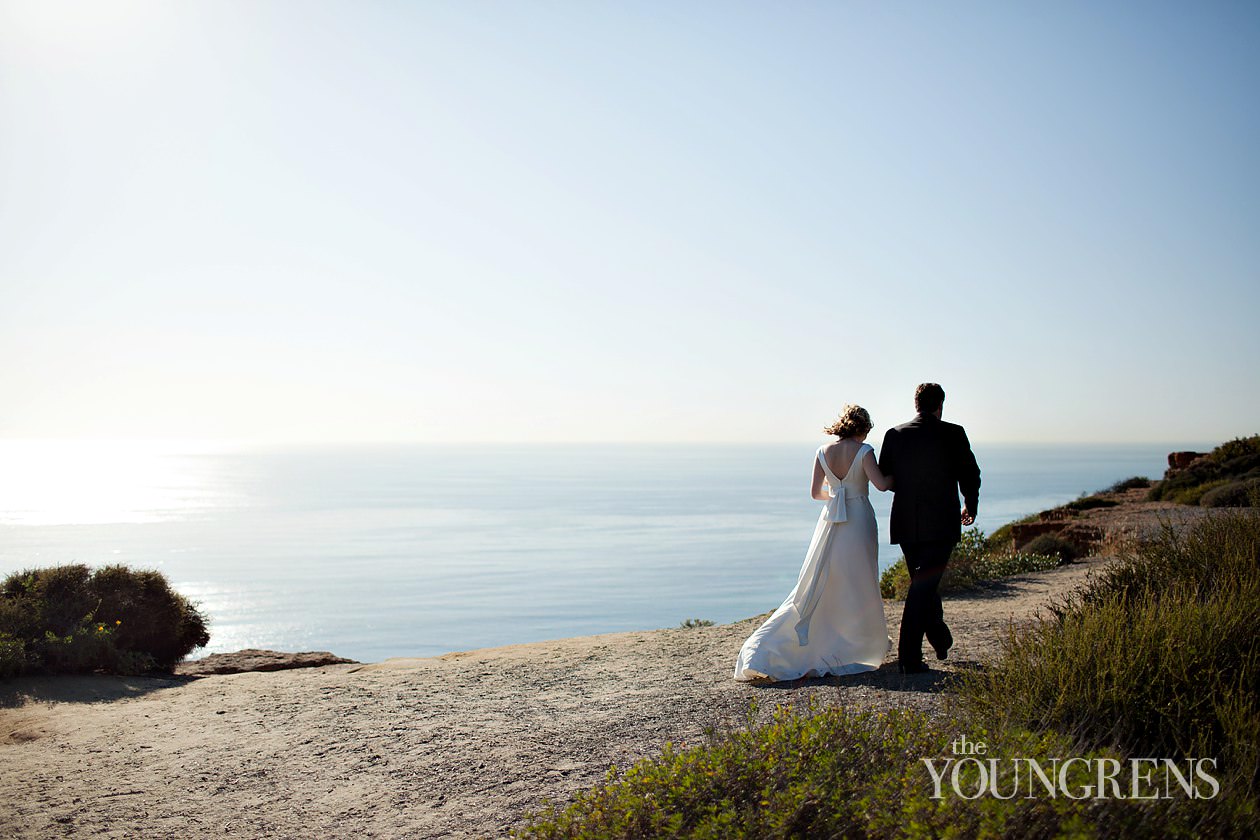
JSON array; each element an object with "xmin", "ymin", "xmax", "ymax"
[{"xmin": 0, "ymin": 564, "xmax": 209, "ymax": 676}]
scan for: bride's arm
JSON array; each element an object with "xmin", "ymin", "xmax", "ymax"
[
  {"xmin": 811, "ymin": 459, "xmax": 830, "ymax": 500},
  {"xmin": 863, "ymin": 450, "xmax": 894, "ymax": 492}
]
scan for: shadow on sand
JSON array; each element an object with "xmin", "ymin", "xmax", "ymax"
[
  {"xmin": 0, "ymin": 673, "xmax": 197, "ymax": 708},
  {"xmin": 752, "ymin": 659, "xmax": 986, "ymax": 695}
]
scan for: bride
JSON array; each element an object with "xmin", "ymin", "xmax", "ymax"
[{"xmin": 734, "ymin": 405, "xmax": 894, "ymax": 681}]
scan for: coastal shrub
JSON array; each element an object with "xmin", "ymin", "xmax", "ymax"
[
  {"xmin": 1021, "ymin": 533, "xmax": 1079, "ymax": 564},
  {"xmin": 943, "ymin": 528, "xmax": 990, "ymax": 585},
  {"xmin": 1104, "ymin": 476, "xmax": 1151, "ymax": 493},
  {"xmin": 518, "ymin": 704, "xmax": 1218, "ymax": 839},
  {"xmin": 877, "ymin": 562, "xmax": 908, "ymax": 599},
  {"xmin": 965, "ymin": 577, "xmax": 1259, "ymax": 763},
  {"xmin": 520, "ymin": 706, "xmax": 940, "ymax": 837},
  {"xmin": 1063, "ymin": 495, "xmax": 1118, "ymax": 512},
  {"xmin": 1172, "ymin": 479, "xmax": 1231, "ymax": 506},
  {"xmin": 944, "ymin": 549, "xmax": 1061, "ymax": 592},
  {"xmin": 1149, "ymin": 434, "xmax": 1260, "ymax": 505},
  {"xmin": 87, "ymin": 565, "xmax": 210, "ymax": 668},
  {"xmin": 1207, "ymin": 434, "xmax": 1260, "ymax": 466},
  {"xmin": 942, "ymin": 528, "xmax": 1060, "ymax": 591},
  {"xmin": 878, "ymin": 528, "xmax": 1061, "ymax": 599},
  {"xmin": 0, "ymin": 564, "xmax": 210, "ymax": 675},
  {"xmin": 0, "ymin": 631, "xmax": 26, "ymax": 678},
  {"xmin": 1062, "ymin": 508, "xmax": 1260, "ymax": 614},
  {"xmin": 678, "ymin": 618, "xmax": 714, "ymax": 629},
  {"xmin": 961, "ymin": 508, "xmax": 1260, "ymax": 828},
  {"xmin": 1148, "ymin": 471, "xmax": 1207, "ymax": 503},
  {"xmin": 1200, "ymin": 478, "xmax": 1260, "ymax": 508}
]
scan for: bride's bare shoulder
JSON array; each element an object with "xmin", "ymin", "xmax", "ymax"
[
  {"xmin": 820, "ymin": 439, "xmax": 861, "ymax": 471},
  {"xmin": 820, "ymin": 440, "xmax": 848, "ymax": 459}
]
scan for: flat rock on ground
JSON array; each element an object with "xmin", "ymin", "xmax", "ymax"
[{"xmin": 175, "ymin": 649, "xmax": 359, "ymax": 676}]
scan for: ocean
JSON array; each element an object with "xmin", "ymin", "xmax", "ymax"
[{"xmin": 0, "ymin": 441, "xmax": 1201, "ymax": 662}]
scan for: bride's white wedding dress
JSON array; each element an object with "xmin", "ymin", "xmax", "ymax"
[{"xmin": 734, "ymin": 443, "xmax": 889, "ymax": 681}]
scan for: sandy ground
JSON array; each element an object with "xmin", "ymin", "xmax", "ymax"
[{"xmin": 0, "ymin": 497, "xmax": 1213, "ymax": 839}]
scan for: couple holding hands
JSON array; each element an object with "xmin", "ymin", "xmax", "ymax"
[{"xmin": 735, "ymin": 383, "xmax": 981, "ymax": 681}]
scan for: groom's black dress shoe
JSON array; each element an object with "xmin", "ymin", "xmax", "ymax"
[
  {"xmin": 929, "ymin": 626, "xmax": 953, "ymax": 661},
  {"xmin": 898, "ymin": 661, "xmax": 931, "ymax": 675}
]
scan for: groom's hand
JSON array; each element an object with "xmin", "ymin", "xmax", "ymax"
[{"xmin": 961, "ymin": 507, "xmax": 975, "ymax": 526}]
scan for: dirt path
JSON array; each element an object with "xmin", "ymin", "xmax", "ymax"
[{"xmin": 0, "ymin": 551, "xmax": 1122, "ymax": 840}]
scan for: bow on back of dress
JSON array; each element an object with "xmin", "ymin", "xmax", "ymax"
[{"xmin": 817, "ymin": 443, "xmax": 870, "ymax": 524}]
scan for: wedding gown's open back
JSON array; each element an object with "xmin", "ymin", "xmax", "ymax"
[{"xmin": 734, "ymin": 443, "xmax": 889, "ymax": 681}]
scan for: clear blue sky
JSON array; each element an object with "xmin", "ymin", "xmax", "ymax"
[{"xmin": 2, "ymin": 1, "xmax": 1257, "ymax": 444}]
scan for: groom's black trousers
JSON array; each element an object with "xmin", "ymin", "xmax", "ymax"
[{"xmin": 898, "ymin": 538, "xmax": 957, "ymax": 664}]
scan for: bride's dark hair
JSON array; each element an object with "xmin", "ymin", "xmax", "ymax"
[{"xmin": 823, "ymin": 405, "xmax": 873, "ymax": 438}]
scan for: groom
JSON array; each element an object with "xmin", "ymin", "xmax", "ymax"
[{"xmin": 879, "ymin": 383, "xmax": 981, "ymax": 674}]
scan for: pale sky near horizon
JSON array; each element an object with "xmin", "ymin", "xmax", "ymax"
[{"xmin": 2, "ymin": 1, "xmax": 1257, "ymax": 445}]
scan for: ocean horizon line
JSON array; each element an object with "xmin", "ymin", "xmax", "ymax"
[{"xmin": 0, "ymin": 436, "xmax": 1226, "ymax": 449}]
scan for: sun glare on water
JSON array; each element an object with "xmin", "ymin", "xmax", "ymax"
[{"xmin": 0, "ymin": 440, "xmax": 233, "ymax": 527}]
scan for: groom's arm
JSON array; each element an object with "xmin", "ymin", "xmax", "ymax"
[
  {"xmin": 878, "ymin": 428, "xmax": 897, "ymax": 482},
  {"xmin": 955, "ymin": 427, "xmax": 981, "ymax": 517}
]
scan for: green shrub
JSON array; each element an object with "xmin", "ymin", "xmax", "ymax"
[
  {"xmin": 1216, "ymin": 452, "xmax": 1260, "ymax": 477},
  {"xmin": 965, "ymin": 578, "xmax": 1258, "ymax": 763},
  {"xmin": 945, "ymin": 550, "xmax": 1061, "ymax": 591},
  {"xmin": 1067, "ymin": 509, "xmax": 1260, "ymax": 613},
  {"xmin": 678, "ymin": 618, "xmax": 714, "ymax": 629},
  {"xmin": 1064, "ymin": 495, "xmax": 1118, "ymax": 512},
  {"xmin": 878, "ymin": 562, "xmax": 908, "ymax": 599},
  {"xmin": 85, "ymin": 565, "xmax": 210, "ymax": 668},
  {"xmin": 1150, "ymin": 435, "xmax": 1260, "ymax": 504},
  {"xmin": 1207, "ymin": 434, "xmax": 1260, "ymax": 465},
  {"xmin": 962, "ymin": 508, "xmax": 1260, "ymax": 823},
  {"xmin": 949, "ymin": 527, "xmax": 989, "ymax": 572},
  {"xmin": 1171, "ymin": 478, "xmax": 1231, "ymax": 506},
  {"xmin": 0, "ymin": 631, "xmax": 27, "ymax": 678},
  {"xmin": 879, "ymin": 528, "xmax": 1061, "ymax": 599},
  {"xmin": 1149, "ymin": 465, "xmax": 1217, "ymax": 503},
  {"xmin": 518, "ymin": 705, "xmax": 1104, "ymax": 839},
  {"xmin": 0, "ymin": 564, "xmax": 210, "ymax": 675},
  {"xmin": 1200, "ymin": 478, "xmax": 1260, "ymax": 508},
  {"xmin": 518, "ymin": 706, "xmax": 1229, "ymax": 838},
  {"xmin": 1104, "ymin": 476, "xmax": 1152, "ymax": 493},
  {"xmin": 1021, "ymin": 533, "xmax": 1079, "ymax": 564},
  {"xmin": 942, "ymin": 528, "xmax": 1059, "ymax": 591}
]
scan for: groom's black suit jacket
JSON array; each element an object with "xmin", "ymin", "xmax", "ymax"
[{"xmin": 879, "ymin": 414, "xmax": 981, "ymax": 546}]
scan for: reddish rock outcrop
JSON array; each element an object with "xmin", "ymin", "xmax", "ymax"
[
  {"xmin": 175, "ymin": 649, "xmax": 358, "ymax": 677},
  {"xmin": 1168, "ymin": 451, "xmax": 1207, "ymax": 470},
  {"xmin": 1060, "ymin": 524, "xmax": 1105, "ymax": 552}
]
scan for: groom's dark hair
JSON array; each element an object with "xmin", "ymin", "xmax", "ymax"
[{"xmin": 915, "ymin": 383, "xmax": 945, "ymax": 415}]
